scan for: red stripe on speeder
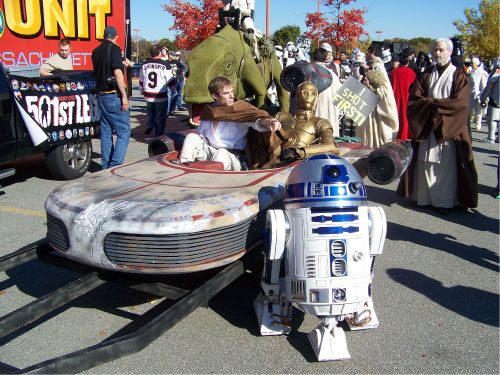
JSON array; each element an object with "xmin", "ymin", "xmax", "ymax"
[{"xmin": 191, "ymin": 197, "xmax": 258, "ymax": 221}]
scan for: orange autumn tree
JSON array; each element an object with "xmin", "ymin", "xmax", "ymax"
[
  {"xmin": 304, "ymin": 11, "xmax": 330, "ymax": 49},
  {"xmin": 305, "ymin": 0, "xmax": 367, "ymax": 55},
  {"xmin": 163, "ymin": 0, "xmax": 223, "ymax": 49}
]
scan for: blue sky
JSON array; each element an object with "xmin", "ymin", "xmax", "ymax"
[{"xmin": 130, "ymin": 0, "xmax": 473, "ymax": 43}]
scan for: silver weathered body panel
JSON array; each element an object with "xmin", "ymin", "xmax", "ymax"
[{"xmin": 45, "ymin": 153, "xmax": 294, "ymax": 273}]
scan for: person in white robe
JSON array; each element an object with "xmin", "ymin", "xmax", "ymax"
[
  {"xmin": 355, "ymin": 69, "xmax": 399, "ymax": 148},
  {"xmin": 312, "ymin": 48, "xmax": 342, "ymax": 137}
]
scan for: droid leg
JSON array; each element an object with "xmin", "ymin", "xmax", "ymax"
[
  {"xmin": 254, "ymin": 210, "xmax": 292, "ymax": 336},
  {"xmin": 308, "ymin": 317, "xmax": 351, "ymax": 361},
  {"xmin": 253, "ymin": 277, "xmax": 292, "ymax": 335},
  {"xmin": 343, "ymin": 206, "xmax": 385, "ymax": 332},
  {"xmin": 346, "ymin": 296, "xmax": 379, "ymax": 331}
]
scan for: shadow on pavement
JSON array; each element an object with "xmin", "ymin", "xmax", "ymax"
[
  {"xmin": 0, "ymin": 154, "xmax": 55, "ymax": 186},
  {"xmin": 366, "ymin": 183, "xmax": 499, "ymax": 234},
  {"xmin": 386, "ymin": 268, "xmax": 499, "ymax": 327},
  {"xmin": 386, "ymin": 222, "xmax": 499, "ymax": 272},
  {"xmin": 129, "ymin": 112, "xmax": 191, "ymax": 146},
  {"xmin": 0, "ymin": 259, "xmax": 161, "ymax": 346}
]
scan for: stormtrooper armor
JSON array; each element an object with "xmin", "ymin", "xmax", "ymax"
[
  {"xmin": 222, "ymin": 0, "xmax": 255, "ymax": 32},
  {"xmin": 254, "ymin": 154, "xmax": 387, "ymax": 361}
]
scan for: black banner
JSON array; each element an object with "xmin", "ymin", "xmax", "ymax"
[{"xmin": 8, "ymin": 72, "xmax": 100, "ymax": 147}]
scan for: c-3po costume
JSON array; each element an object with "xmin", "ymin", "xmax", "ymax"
[{"xmin": 276, "ymin": 81, "xmax": 339, "ymax": 162}]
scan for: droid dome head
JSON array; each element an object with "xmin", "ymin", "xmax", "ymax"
[{"xmin": 284, "ymin": 154, "xmax": 367, "ymax": 209}]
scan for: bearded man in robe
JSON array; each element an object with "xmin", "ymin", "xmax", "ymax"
[{"xmin": 397, "ymin": 38, "xmax": 478, "ymax": 214}]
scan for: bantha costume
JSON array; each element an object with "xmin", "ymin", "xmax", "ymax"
[
  {"xmin": 397, "ymin": 62, "xmax": 478, "ymax": 208},
  {"xmin": 356, "ymin": 69, "xmax": 399, "ymax": 148}
]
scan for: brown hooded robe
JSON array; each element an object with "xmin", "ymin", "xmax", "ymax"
[{"xmin": 396, "ymin": 64, "xmax": 478, "ymax": 208}]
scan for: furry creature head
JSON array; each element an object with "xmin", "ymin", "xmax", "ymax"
[{"xmin": 365, "ymin": 70, "xmax": 386, "ymax": 89}]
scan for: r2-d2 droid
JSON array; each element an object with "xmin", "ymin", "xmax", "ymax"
[{"xmin": 254, "ymin": 154, "xmax": 387, "ymax": 361}]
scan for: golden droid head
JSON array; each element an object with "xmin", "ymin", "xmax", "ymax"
[{"xmin": 297, "ymin": 81, "xmax": 318, "ymax": 111}]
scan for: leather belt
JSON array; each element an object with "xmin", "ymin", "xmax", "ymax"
[{"xmin": 227, "ymin": 149, "xmax": 245, "ymax": 157}]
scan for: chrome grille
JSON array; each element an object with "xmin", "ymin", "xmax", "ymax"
[
  {"xmin": 104, "ymin": 210, "xmax": 268, "ymax": 270},
  {"xmin": 47, "ymin": 214, "xmax": 70, "ymax": 252},
  {"xmin": 306, "ymin": 256, "xmax": 316, "ymax": 278},
  {"xmin": 331, "ymin": 240, "xmax": 346, "ymax": 257},
  {"xmin": 291, "ymin": 279, "xmax": 305, "ymax": 301},
  {"xmin": 332, "ymin": 259, "xmax": 346, "ymax": 276}
]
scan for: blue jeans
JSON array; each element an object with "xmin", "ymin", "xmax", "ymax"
[
  {"xmin": 174, "ymin": 77, "xmax": 185, "ymax": 110},
  {"xmin": 168, "ymin": 85, "xmax": 177, "ymax": 114},
  {"xmin": 146, "ymin": 100, "xmax": 168, "ymax": 136},
  {"xmin": 98, "ymin": 93, "xmax": 130, "ymax": 169}
]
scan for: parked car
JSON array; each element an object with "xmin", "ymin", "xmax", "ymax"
[
  {"xmin": 0, "ymin": 65, "xmax": 99, "ymax": 180},
  {"xmin": 131, "ymin": 63, "xmax": 142, "ymax": 78}
]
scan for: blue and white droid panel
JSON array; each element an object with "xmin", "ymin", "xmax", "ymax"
[
  {"xmin": 284, "ymin": 154, "xmax": 368, "ymax": 209},
  {"xmin": 282, "ymin": 154, "xmax": 374, "ymax": 317},
  {"xmin": 285, "ymin": 206, "xmax": 372, "ymax": 316}
]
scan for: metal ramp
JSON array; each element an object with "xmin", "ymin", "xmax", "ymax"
[{"xmin": 0, "ymin": 239, "xmax": 262, "ymax": 374}]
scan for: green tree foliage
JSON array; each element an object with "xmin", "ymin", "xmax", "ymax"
[
  {"xmin": 156, "ymin": 38, "xmax": 177, "ymax": 51},
  {"xmin": 131, "ymin": 37, "xmax": 177, "ymax": 62},
  {"xmin": 131, "ymin": 38, "xmax": 152, "ymax": 62},
  {"xmin": 453, "ymin": 0, "xmax": 499, "ymax": 59},
  {"xmin": 272, "ymin": 25, "xmax": 302, "ymax": 48},
  {"xmin": 395, "ymin": 37, "xmax": 434, "ymax": 56}
]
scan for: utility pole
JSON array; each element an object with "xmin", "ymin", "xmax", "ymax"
[
  {"xmin": 133, "ymin": 28, "xmax": 140, "ymax": 63},
  {"xmin": 317, "ymin": 0, "xmax": 320, "ymax": 48},
  {"xmin": 336, "ymin": 0, "xmax": 341, "ymax": 56},
  {"xmin": 266, "ymin": 0, "xmax": 270, "ymax": 37},
  {"xmin": 376, "ymin": 30, "xmax": 382, "ymax": 41}
]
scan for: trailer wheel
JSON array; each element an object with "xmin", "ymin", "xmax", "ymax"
[{"xmin": 45, "ymin": 141, "xmax": 92, "ymax": 180}]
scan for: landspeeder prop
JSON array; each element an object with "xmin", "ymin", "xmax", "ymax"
[
  {"xmin": 45, "ymin": 137, "xmax": 410, "ymax": 275},
  {"xmin": 254, "ymin": 154, "xmax": 386, "ymax": 361}
]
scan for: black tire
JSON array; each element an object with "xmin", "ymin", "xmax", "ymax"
[{"xmin": 45, "ymin": 141, "xmax": 92, "ymax": 180}]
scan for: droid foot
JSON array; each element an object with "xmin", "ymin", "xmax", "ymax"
[
  {"xmin": 346, "ymin": 297, "xmax": 379, "ymax": 331},
  {"xmin": 253, "ymin": 292, "xmax": 291, "ymax": 336},
  {"xmin": 308, "ymin": 322, "xmax": 351, "ymax": 361}
]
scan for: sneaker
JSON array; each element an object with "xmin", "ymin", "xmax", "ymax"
[
  {"xmin": 145, "ymin": 127, "xmax": 153, "ymax": 135},
  {"xmin": 169, "ymin": 159, "xmax": 182, "ymax": 165},
  {"xmin": 480, "ymin": 138, "xmax": 495, "ymax": 144}
]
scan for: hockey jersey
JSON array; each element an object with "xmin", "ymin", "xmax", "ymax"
[{"xmin": 139, "ymin": 58, "xmax": 174, "ymax": 102}]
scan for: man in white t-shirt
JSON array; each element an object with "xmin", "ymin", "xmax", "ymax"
[
  {"xmin": 40, "ymin": 39, "xmax": 73, "ymax": 76},
  {"xmin": 140, "ymin": 45, "xmax": 175, "ymax": 136},
  {"xmin": 175, "ymin": 76, "xmax": 281, "ymax": 171}
]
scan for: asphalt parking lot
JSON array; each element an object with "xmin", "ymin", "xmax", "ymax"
[{"xmin": 0, "ymin": 85, "xmax": 498, "ymax": 374}]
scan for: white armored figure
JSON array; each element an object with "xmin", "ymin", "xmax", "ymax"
[
  {"xmin": 254, "ymin": 154, "xmax": 387, "ymax": 361},
  {"xmin": 221, "ymin": 0, "xmax": 261, "ymax": 60},
  {"xmin": 222, "ymin": 0, "xmax": 255, "ymax": 33}
]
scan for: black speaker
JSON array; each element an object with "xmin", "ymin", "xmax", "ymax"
[{"xmin": 392, "ymin": 42, "xmax": 409, "ymax": 55}]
